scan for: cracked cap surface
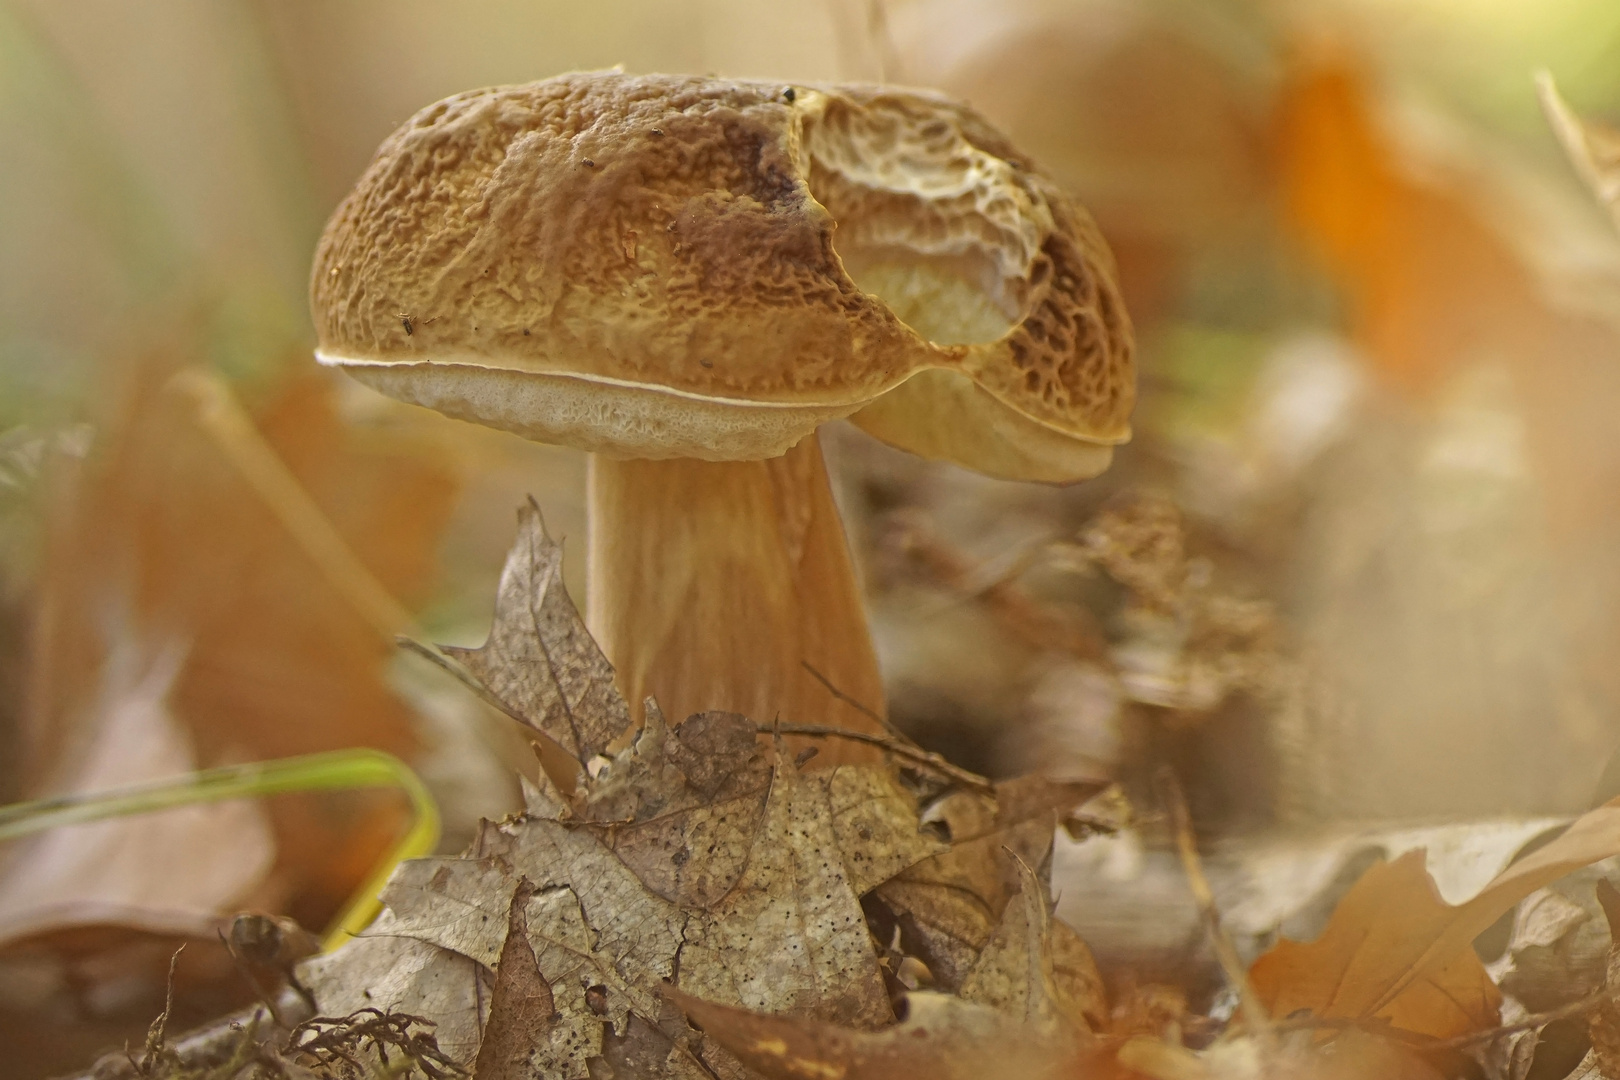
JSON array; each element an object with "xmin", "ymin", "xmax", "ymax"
[{"xmin": 311, "ymin": 71, "xmax": 1133, "ymax": 482}]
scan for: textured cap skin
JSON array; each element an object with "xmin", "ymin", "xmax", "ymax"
[{"xmin": 311, "ymin": 72, "xmax": 1133, "ymax": 481}]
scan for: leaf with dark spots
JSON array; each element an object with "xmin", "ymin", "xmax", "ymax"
[
  {"xmin": 671, "ymin": 760, "xmax": 894, "ymax": 1028},
  {"xmin": 300, "ymin": 495, "xmax": 995, "ymax": 1079},
  {"xmin": 578, "ymin": 705, "xmax": 773, "ymax": 909}
]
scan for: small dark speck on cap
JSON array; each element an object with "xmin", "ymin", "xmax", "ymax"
[
  {"xmin": 582, "ymin": 158, "xmax": 596, "ymax": 168},
  {"xmin": 700, "ymin": 359, "xmax": 713, "ymax": 368},
  {"xmin": 782, "ymin": 87, "xmax": 796, "ymax": 103},
  {"xmin": 523, "ymin": 328, "xmax": 530, "ymax": 335},
  {"xmin": 651, "ymin": 128, "xmax": 664, "ymax": 137}
]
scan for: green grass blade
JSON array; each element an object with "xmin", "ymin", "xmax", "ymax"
[{"xmin": 0, "ymin": 748, "xmax": 439, "ymax": 950}]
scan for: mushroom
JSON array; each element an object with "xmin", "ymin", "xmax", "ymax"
[{"xmin": 310, "ymin": 73, "xmax": 1133, "ymax": 758}]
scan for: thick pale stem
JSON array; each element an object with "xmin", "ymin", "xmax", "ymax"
[{"xmin": 587, "ymin": 432, "xmax": 888, "ymax": 762}]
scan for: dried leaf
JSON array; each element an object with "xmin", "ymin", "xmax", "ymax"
[
  {"xmin": 1250, "ymin": 851, "xmax": 1501, "ymax": 1039},
  {"xmin": 826, "ymin": 765, "xmax": 948, "ymax": 898},
  {"xmin": 300, "ymin": 498, "xmax": 959, "ymax": 1077},
  {"xmin": 444, "ymin": 499, "xmax": 631, "ymax": 764},
  {"xmin": 674, "ymin": 760, "xmax": 893, "ymax": 1028},
  {"xmin": 1586, "ymin": 879, "xmax": 1620, "ymax": 1078},
  {"xmin": 1050, "ymin": 919, "xmax": 1110, "ymax": 1033},
  {"xmin": 367, "ymin": 756, "xmax": 937, "ymax": 1073},
  {"xmin": 301, "ymin": 919, "xmax": 485, "ymax": 1066},
  {"xmin": 577, "ymin": 708, "xmax": 773, "ymax": 909},
  {"xmin": 1568, "ymin": 1051, "xmax": 1609, "ymax": 1080},
  {"xmin": 1250, "ymin": 797, "xmax": 1620, "ymax": 1040},
  {"xmin": 875, "ymin": 779, "xmax": 1067, "ymax": 990},
  {"xmin": 574, "ymin": 707, "xmax": 942, "ymax": 910},
  {"xmin": 0, "ymin": 633, "xmax": 273, "ymax": 947},
  {"xmin": 1115, "ymin": 1029, "xmax": 1445, "ymax": 1080},
  {"xmin": 381, "ymin": 821, "xmax": 681, "ymax": 1039},
  {"xmin": 959, "ymin": 858, "xmax": 1086, "ymax": 1040},
  {"xmin": 1539, "ymin": 73, "xmax": 1620, "ymax": 236},
  {"xmin": 473, "ymin": 879, "xmax": 569, "ymax": 1080},
  {"xmin": 669, "ymin": 987, "xmax": 1074, "ymax": 1080},
  {"xmin": 22, "ymin": 366, "xmax": 454, "ymax": 933}
]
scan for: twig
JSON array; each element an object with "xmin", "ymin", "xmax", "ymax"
[
  {"xmin": 169, "ymin": 368, "xmax": 416, "ymax": 643},
  {"xmin": 800, "ymin": 660, "xmax": 909, "ymax": 740},
  {"xmin": 132, "ymin": 945, "xmax": 185, "ymax": 1077},
  {"xmin": 1156, "ymin": 767, "xmax": 1273, "ymax": 1051},
  {"xmin": 1260, "ymin": 983, "xmax": 1616, "ymax": 1052},
  {"xmin": 1427, "ymin": 984, "xmax": 1614, "ymax": 1051},
  {"xmin": 882, "ymin": 512, "xmax": 1109, "ymax": 662},
  {"xmin": 762, "ymin": 723, "xmax": 993, "ymax": 793}
]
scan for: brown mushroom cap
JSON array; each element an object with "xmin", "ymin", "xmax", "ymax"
[{"xmin": 311, "ymin": 72, "xmax": 1133, "ymax": 482}]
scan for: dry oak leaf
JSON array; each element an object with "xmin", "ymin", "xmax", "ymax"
[
  {"xmin": 378, "ymin": 819, "xmax": 683, "ymax": 1051},
  {"xmin": 572, "ymin": 706, "xmax": 774, "ymax": 909},
  {"xmin": 443, "ymin": 498, "xmax": 631, "ymax": 764},
  {"xmin": 1580, "ymin": 878, "xmax": 1620, "ymax": 1079},
  {"xmin": 1113, "ymin": 1029, "xmax": 1444, "ymax": 1080},
  {"xmin": 1540, "ymin": 73, "xmax": 1620, "ymax": 236},
  {"xmin": 1249, "ymin": 797, "xmax": 1620, "ymax": 1041}
]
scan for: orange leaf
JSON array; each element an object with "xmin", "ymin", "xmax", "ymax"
[
  {"xmin": 1277, "ymin": 50, "xmax": 1534, "ymax": 399},
  {"xmin": 1248, "ymin": 851, "xmax": 1500, "ymax": 1040},
  {"xmin": 1250, "ymin": 798, "xmax": 1620, "ymax": 1039}
]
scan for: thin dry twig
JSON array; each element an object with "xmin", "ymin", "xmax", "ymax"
[
  {"xmin": 1156, "ymin": 767, "xmax": 1274, "ymax": 1050},
  {"xmin": 1258, "ymin": 983, "xmax": 1616, "ymax": 1053},
  {"xmin": 801, "ymin": 659, "xmax": 909, "ymax": 740},
  {"xmin": 763, "ymin": 722, "xmax": 993, "ymax": 793},
  {"xmin": 881, "ymin": 512, "xmax": 1109, "ymax": 662},
  {"xmin": 1429, "ymin": 984, "xmax": 1615, "ymax": 1052}
]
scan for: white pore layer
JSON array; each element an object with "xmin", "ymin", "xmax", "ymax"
[{"xmin": 318, "ymin": 351, "xmax": 867, "ymax": 460}]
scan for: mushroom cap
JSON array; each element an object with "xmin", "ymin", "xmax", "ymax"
[{"xmin": 311, "ymin": 72, "xmax": 1133, "ymax": 483}]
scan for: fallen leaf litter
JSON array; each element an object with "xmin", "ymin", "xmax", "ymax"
[{"xmin": 99, "ymin": 503, "xmax": 1620, "ymax": 1080}]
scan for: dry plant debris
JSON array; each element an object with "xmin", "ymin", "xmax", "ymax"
[
  {"xmin": 280, "ymin": 506, "xmax": 1103, "ymax": 1080},
  {"xmin": 1250, "ymin": 799, "xmax": 1620, "ymax": 1041},
  {"xmin": 253, "ymin": 502, "xmax": 1620, "ymax": 1080}
]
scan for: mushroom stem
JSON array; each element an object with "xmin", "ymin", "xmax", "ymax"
[{"xmin": 586, "ymin": 432, "xmax": 889, "ymax": 760}]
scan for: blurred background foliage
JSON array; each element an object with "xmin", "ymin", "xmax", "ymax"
[{"xmin": 4, "ymin": 0, "xmax": 1620, "ymax": 1074}]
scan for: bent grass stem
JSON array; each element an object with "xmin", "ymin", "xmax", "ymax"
[{"xmin": 0, "ymin": 748, "xmax": 438, "ymax": 951}]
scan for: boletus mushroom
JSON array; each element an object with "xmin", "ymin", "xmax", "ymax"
[{"xmin": 310, "ymin": 73, "xmax": 1133, "ymax": 760}]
